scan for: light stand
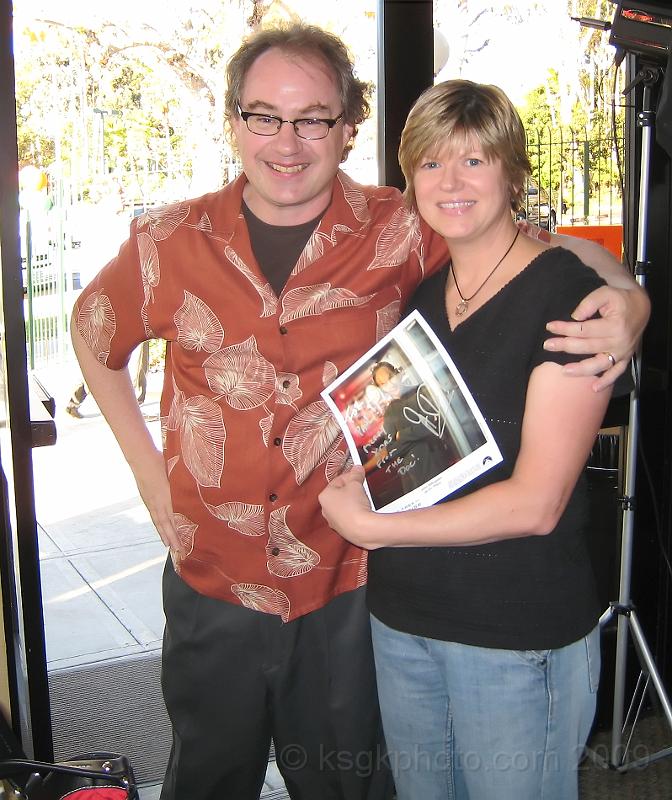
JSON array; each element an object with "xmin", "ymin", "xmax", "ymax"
[{"xmin": 596, "ymin": 65, "xmax": 672, "ymax": 771}]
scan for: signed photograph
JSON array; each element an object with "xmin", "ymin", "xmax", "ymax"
[{"xmin": 322, "ymin": 310, "xmax": 503, "ymax": 512}]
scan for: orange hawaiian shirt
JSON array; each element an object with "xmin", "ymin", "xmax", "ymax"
[{"xmin": 73, "ymin": 170, "xmax": 448, "ymax": 621}]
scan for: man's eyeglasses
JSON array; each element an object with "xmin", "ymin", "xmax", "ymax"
[{"xmin": 237, "ymin": 103, "xmax": 344, "ymax": 140}]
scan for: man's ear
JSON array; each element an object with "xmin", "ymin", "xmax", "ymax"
[{"xmin": 341, "ymin": 123, "xmax": 355, "ymax": 151}]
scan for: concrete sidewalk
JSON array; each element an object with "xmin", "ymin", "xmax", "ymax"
[{"xmin": 31, "ymin": 360, "xmax": 165, "ymax": 671}]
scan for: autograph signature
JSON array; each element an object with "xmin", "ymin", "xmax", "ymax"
[{"xmin": 403, "ymin": 384, "xmax": 453, "ymax": 439}]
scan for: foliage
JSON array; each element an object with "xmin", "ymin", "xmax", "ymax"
[
  {"xmin": 515, "ymin": 0, "xmax": 625, "ymax": 221},
  {"xmin": 14, "ymin": 3, "xmax": 251, "ymax": 204},
  {"xmin": 14, "ymin": 0, "xmax": 379, "ymax": 205}
]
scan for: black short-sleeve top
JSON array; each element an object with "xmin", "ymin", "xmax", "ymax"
[{"xmin": 367, "ymin": 247, "xmax": 606, "ymax": 650}]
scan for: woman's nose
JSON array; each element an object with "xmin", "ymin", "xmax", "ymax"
[{"xmin": 439, "ymin": 164, "xmax": 461, "ymax": 190}]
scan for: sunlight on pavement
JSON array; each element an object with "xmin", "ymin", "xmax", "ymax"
[{"xmin": 47, "ymin": 553, "xmax": 166, "ymax": 603}]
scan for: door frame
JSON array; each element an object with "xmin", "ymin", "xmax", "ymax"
[{"xmin": 0, "ymin": 0, "xmax": 54, "ymax": 759}]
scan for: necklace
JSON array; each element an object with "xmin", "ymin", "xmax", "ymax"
[{"xmin": 450, "ymin": 228, "xmax": 520, "ymax": 316}]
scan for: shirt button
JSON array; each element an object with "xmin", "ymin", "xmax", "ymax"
[
  {"xmin": 269, "ymin": 493, "xmax": 278, "ymax": 502},
  {"xmin": 279, "ymin": 326, "xmax": 288, "ymax": 335},
  {"xmin": 271, "ymin": 547, "xmax": 280, "ymax": 556},
  {"xmin": 282, "ymin": 379, "xmax": 290, "ymax": 389},
  {"xmin": 273, "ymin": 437, "xmax": 282, "ymax": 446}
]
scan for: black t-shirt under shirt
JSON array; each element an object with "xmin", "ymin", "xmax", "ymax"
[
  {"xmin": 367, "ymin": 247, "xmax": 606, "ymax": 651},
  {"xmin": 242, "ymin": 201, "xmax": 322, "ymax": 296}
]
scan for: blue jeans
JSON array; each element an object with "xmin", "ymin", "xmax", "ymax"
[{"xmin": 370, "ymin": 615, "xmax": 600, "ymax": 800}]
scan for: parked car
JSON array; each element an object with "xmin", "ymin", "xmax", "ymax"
[{"xmin": 516, "ymin": 180, "xmax": 557, "ymax": 232}]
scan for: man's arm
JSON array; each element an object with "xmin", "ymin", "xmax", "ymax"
[
  {"xmin": 543, "ymin": 232, "xmax": 650, "ymax": 391},
  {"xmin": 71, "ymin": 323, "xmax": 181, "ymax": 550},
  {"xmin": 549, "ymin": 232, "xmax": 637, "ymax": 289}
]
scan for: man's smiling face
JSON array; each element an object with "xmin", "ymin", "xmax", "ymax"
[{"xmin": 231, "ymin": 47, "xmax": 354, "ymax": 226}]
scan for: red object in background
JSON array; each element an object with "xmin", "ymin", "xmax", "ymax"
[{"xmin": 556, "ymin": 224, "xmax": 624, "ymax": 261}]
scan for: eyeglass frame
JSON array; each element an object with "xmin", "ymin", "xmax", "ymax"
[{"xmin": 236, "ymin": 103, "xmax": 345, "ymax": 140}]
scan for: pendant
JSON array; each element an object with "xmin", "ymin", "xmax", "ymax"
[{"xmin": 455, "ymin": 299, "xmax": 469, "ymax": 316}]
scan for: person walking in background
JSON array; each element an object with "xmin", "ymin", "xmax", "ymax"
[
  {"xmin": 66, "ymin": 341, "xmax": 149, "ymax": 418},
  {"xmin": 319, "ymin": 79, "xmax": 627, "ymax": 800},
  {"xmin": 70, "ymin": 23, "xmax": 648, "ymax": 800}
]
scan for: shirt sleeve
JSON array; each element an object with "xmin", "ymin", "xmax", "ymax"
[
  {"xmin": 529, "ymin": 248, "xmax": 606, "ymax": 371},
  {"xmin": 72, "ymin": 219, "xmax": 150, "ymax": 370}
]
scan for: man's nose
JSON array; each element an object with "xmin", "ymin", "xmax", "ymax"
[{"xmin": 274, "ymin": 120, "xmax": 302, "ymax": 150}]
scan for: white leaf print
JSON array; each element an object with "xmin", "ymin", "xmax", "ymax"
[
  {"xmin": 136, "ymin": 202, "xmax": 190, "ymax": 240},
  {"xmin": 283, "ymin": 401, "xmax": 342, "ymax": 485},
  {"xmin": 338, "ymin": 172, "xmax": 369, "ymax": 222},
  {"xmin": 165, "ymin": 375, "xmax": 184, "ymax": 432},
  {"xmin": 259, "ymin": 412, "xmax": 273, "ymax": 447},
  {"xmin": 366, "ymin": 206, "xmax": 422, "ymax": 270},
  {"xmin": 137, "ymin": 232, "xmax": 160, "ymax": 295},
  {"xmin": 166, "ymin": 455, "xmax": 180, "ymax": 475},
  {"xmin": 326, "ymin": 223, "xmax": 363, "ymax": 245},
  {"xmin": 232, "ymin": 583, "xmax": 291, "ymax": 622},
  {"xmin": 75, "ymin": 291, "xmax": 116, "ymax": 365},
  {"xmin": 356, "ymin": 551, "xmax": 368, "ymax": 587},
  {"xmin": 376, "ymin": 300, "xmax": 401, "ymax": 341},
  {"xmin": 322, "ymin": 361, "xmax": 338, "ymax": 388},
  {"xmin": 174, "ymin": 513, "xmax": 197, "ymax": 555},
  {"xmin": 204, "ymin": 336, "xmax": 276, "ymax": 411},
  {"xmin": 293, "ymin": 230, "xmax": 325, "ymax": 275},
  {"xmin": 174, "ymin": 291, "xmax": 225, "ymax": 353},
  {"xmin": 267, "ymin": 506, "xmax": 320, "ymax": 578},
  {"xmin": 138, "ymin": 232, "xmax": 160, "ymax": 337},
  {"xmin": 325, "ymin": 447, "xmax": 351, "ymax": 483},
  {"xmin": 180, "ymin": 395, "xmax": 226, "ymax": 488},
  {"xmin": 205, "ymin": 501, "xmax": 266, "ymax": 537},
  {"xmin": 417, "ymin": 239, "xmax": 426, "ymax": 274},
  {"xmin": 279, "ymin": 284, "xmax": 374, "ymax": 325},
  {"xmin": 225, "ymin": 246, "xmax": 278, "ymax": 318},
  {"xmin": 169, "ymin": 512, "xmax": 197, "ymax": 572},
  {"xmin": 275, "ymin": 372, "xmax": 302, "ymax": 408},
  {"xmin": 140, "ymin": 308, "xmax": 153, "ymax": 340},
  {"xmin": 197, "ymin": 212, "xmax": 212, "ymax": 232}
]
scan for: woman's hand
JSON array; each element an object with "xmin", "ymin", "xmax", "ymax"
[
  {"xmin": 318, "ymin": 466, "xmax": 380, "ymax": 548},
  {"xmin": 544, "ymin": 284, "xmax": 648, "ymax": 391}
]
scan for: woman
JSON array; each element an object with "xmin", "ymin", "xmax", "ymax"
[{"xmin": 319, "ymin": 80, "xmax": 614, "ymax": 800}]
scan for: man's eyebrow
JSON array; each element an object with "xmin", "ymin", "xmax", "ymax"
[{"xmin": 243, "ymin": 99, "xmax": 333, "ymax": 116}]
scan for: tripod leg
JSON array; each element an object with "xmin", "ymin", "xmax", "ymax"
[
  {"xmin": 610, "ymin": 613, "xmax": 629, "ymax": 765},
  {"xmin": 628, "ymin": 610, "xmax": 672, "ymax": 730}
]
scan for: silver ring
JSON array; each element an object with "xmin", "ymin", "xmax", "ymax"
[{"xmin": 604, "ymin": 352, "xmax": 616, "ymax": 368}]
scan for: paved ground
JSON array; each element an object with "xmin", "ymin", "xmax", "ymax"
[{"xmin": 32, "ymin": 360, "xmax": 165, "ymax": 671}]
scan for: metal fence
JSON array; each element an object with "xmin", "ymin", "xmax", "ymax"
[
  {"xmin": 524, "ymin": 126, "xmax": 625, "ymax": 229},
  {"xmin": 21, "ymin": 208, "xmax": 82, "ymax": 370}
]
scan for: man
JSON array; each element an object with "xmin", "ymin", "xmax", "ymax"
[{"xmin": 71, "ymin": 23, "xmax": 649, "ymax": 800}]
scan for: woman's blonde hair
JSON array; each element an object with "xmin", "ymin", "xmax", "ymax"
[{"xmin": 399, "ymin": 79, "xmax": 531, "ymax": 210}]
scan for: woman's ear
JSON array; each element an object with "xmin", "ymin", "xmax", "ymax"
[{"xmin": 510, "ymin": 184, "xmax": 522, "ymax": 209}]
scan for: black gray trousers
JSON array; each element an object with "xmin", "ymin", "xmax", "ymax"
[{"xmin": 159, "ymin": 558, "xmax": 394, "ymax": 800}]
